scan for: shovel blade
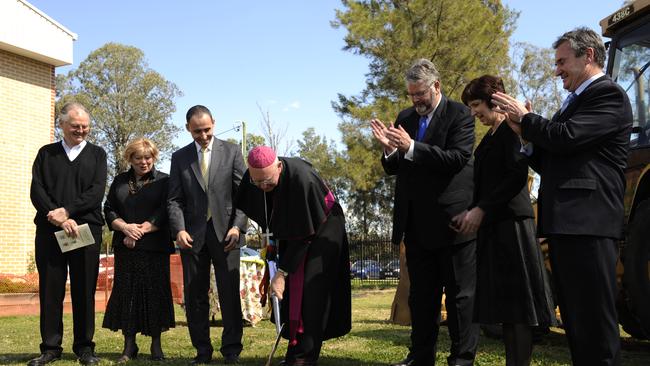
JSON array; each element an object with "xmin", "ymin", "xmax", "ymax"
[{"xmin": 264, "ymin": 323, "xmax": 285, "ymax": 366}]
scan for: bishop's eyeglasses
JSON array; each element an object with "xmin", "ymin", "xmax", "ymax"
[{"xmin": 250, "ymin": 176, "xmax": 274, "ymax": 186}]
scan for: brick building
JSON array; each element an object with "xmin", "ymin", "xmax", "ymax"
[{"xmin": 0, "ymin": 0, "xmax": 76, "ymax": 274}]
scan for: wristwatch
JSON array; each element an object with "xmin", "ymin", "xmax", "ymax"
[{"xmin": 277, "ymin": 268, "xmax": 289, "ymax": 277}]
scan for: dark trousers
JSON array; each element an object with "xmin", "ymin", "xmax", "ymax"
[
  {"xmin": 405, "ymin": 239, "xmax": 479, "ymax": 366},
  {"xmin": 548, "ymin": 235, "xmax": 621, "ymax": 366},
  {"xmin": 35, "ymin": 226, "xmax": 101, "ymax": 356},
  {"xmin": 180, "ymin": 222, "xmax": 243, "ymax": 358}
]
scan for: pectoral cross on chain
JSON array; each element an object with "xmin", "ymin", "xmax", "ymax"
[
  {"xmin": 261, "ymin": 227, "xmax": 273, "ymax": 247},
  {"xmin": 262, "ymin": 191, "xmax": 274, "ymax": 247}
]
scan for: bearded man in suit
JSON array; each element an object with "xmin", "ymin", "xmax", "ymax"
[{"xmin": 371, "ymin": 59, "xmax": 479, "ymax": 366}]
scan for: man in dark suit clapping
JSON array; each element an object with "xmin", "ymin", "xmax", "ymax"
[
  {"xmin": 371, "ymin": 59, "xmax": 478, "ymax": 366},
  {"xmin": 492, "ymin": 27, "xmax": 633, "ymax": 365},
  {"xmin": 167, "ymin": 105, "xmax": 248, "ymax": 365}
]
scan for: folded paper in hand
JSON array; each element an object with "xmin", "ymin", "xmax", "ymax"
[{"xmin": 55, "ymin": 223, "xmax": 95, "ymax": 253}]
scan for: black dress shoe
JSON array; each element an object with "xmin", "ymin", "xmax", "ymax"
[
  {"xmin": 224, "ymin": 354, "xmax": 239, "ymax": 364},
  {"xmin": 27, "ymin": 353, "xmax": 60, "ymax": 366},
  {"xmin": 389, "ymin": 356, "xmax": 416, "ymax": 366},
  {"xmin": 150, "ymin": 353, "xmax": 165, "ymax": 361},
  {"xmin": 190, "ymin": 355, "xmax": 212, "ymax": 365},
  {"xmin": 117, "ymin": 345, "xmax": 139, "ymax": 363},
  {"xmin": 150, "ymin": 344, "xmax": 165, "ymax": 361},
  {"xmin": 292, "ymin": 359, "xmax": 317, "ymax": 366},
  {"xmin": 78, "ymin": 352, "xmax": 100, "ymax": 366},
  {"xmin": 116, "ymin": 354, "xmax": 134, "ymax": 363}
]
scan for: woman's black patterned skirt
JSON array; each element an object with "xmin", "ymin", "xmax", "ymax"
[
  {"xmin": 102, "ymin": 249, "xmax": 175, "ymax": 335},
  {"xmin": 474, "ymin": 217, "xmax": 556, "ymax": 326}
]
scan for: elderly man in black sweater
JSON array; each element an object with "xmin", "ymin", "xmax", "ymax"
[{"xmin": 28, "ymin": 102, "xmax": 107, "ymax": 366}]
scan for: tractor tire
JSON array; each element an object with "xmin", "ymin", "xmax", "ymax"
[{"xmin": 621, "ymin": 198, "xmax": 650, "ymax": 339}]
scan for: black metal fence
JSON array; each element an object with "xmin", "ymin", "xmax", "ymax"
[{"xmin": 348, "ymin": 236, "xmax": 400, "ymax": 285}]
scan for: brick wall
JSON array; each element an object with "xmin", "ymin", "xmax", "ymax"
[{"xmin": 0, "ymin": 49, "xmax": 55, "ymax": 275}]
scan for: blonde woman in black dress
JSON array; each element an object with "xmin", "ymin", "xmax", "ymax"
[{"xmin": 102, "ymin": 138, "xmax": 175, "ymax": 362}]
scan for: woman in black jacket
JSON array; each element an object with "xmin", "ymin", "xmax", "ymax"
[
  {"xmin": 452, "ymin": 75, "xmax": 555, "ymax": 366},
  {"xmin": 102, "ymin": 138, "xmax": 175, "ymax": 362}
]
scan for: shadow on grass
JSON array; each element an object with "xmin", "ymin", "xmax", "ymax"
[
  {"xmin": 355, "ymin": 318, "xmax": 408, "ymax": 326},
  {"xmin": 171, "ymin": 318, "xmax": 258, "ymax": 328},
  {"xmin": 0, "ymin": 354, "xmax": 401, "ymax": 366},
  {"xmin": 0, "ymin": 353, "xmax": 35, "ymax": 366},
  {"xmin": 351, "ymin": 328, "xmax": 411, "ymax": 348},
  {"xmin": 621, "ymin": 336, "xmax": 650, "ymax": 352},
  {"xmin": 313, "ymin": 356, "xmax": 399, "ymax": 366},
  {"xmin": 350, "ymin": 325, "xmax": 577, "ymax": 365}
]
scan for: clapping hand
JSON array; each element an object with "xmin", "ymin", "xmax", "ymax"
[
  {"xmin": 370, "ymin": 119, "xmax": 393, "ymax": 151},
  {"xmin": 385, "ymin": 125, "xmax": 412, "ymax": 153},
  {"xmin": 491, "ymin": 92, "xmax": 529, "ymax": 122}
]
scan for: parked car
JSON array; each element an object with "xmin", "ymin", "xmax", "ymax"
[
  {"xmin": 350, "ymin": 260, "xmax": 382, "ymax": 280},
  {"xmin": 380, "ymin": 259, "xmax": 400, "ymax": 279}
]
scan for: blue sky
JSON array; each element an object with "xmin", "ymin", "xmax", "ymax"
[{"xmin": 27, "ymin": 0, "xmax": 625, "ymax": 167}]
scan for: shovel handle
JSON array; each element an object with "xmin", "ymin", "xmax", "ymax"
[{"xmin": 271, "ymin": 293, "xmax": 282, "ymax": 335}]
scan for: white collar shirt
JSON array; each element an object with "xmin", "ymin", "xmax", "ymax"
[
  {"xmin": 61, "ymin": 140, "xmax": 87, "ymax": 162},
  {"xmin": 195, "ymin": 138, "xmax": 214, "ymax": 170}
]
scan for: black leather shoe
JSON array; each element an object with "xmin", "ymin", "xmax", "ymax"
[
  {"xmin": 190, "ymin": 355, "xmax": 212, "ymax": 365},
  {"xmin": 27, "ymin": 353, "xmax": 60, "ymax": 366},
  {"xmin": 150, "ymin": 353, "xmax": 165, "ymax": 361},
  {"xmin": 116, "ymin": 354, "xmax": 134, "ymax": 363},
  {"xmin": 292, "ymin": 359, "xmax": 317, "ymax": 366},
  {"xmin": 78, "ymin": 352, "xmax": 100, "ymax": 366},
  {"xmin": 389, "ymin": 356, "xmax": 416, "ymax": 366},
  {"xmin": 224, "ymin": 354, "xmax": 239, "ymax": 364},
  {"xmin": 150, "ymin": 344, "xmax": 164, "ymax": 361},
  {"xmin": 117, "ymin": 345, "xmax": 138, "ymax": 363}
]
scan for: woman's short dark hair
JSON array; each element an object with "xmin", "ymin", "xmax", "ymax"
[{"xmin": 461, "ymin": 75, "xmax": 506, "ymax": 108}]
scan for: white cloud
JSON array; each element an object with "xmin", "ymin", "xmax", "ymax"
[{"xmin": 282, "ymin": 100, "xmax": 301, "ymax": 112}]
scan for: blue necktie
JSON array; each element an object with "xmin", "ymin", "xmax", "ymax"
[
  {"xmin": 560, "ymin": 92, "xmax": 577, "ymax": 113},
  {"xmin": 416, "ymin": 115, "xmax": 428, "ymax": 141}
]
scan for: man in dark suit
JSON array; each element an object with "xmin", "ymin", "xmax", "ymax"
[
  {"xmin": 29, "ymin": 102, "xmax": 107, "ymax": 366},
  {"xmin": 167, "ymin": 105, "xmax": 248, "ymax": 365},
  {"xmin": 371, "ymin": 59, "xmax": 478, "ymax": 366},
  {"xmin": 492, "ymin": 27, "xmax": 633, "ymax": 365}
]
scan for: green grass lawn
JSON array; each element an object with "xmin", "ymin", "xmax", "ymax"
[{"xmin": 1, "ymin": 289, "xmax": 648, "ymax": 365}]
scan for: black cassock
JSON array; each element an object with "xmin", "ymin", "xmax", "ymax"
[{"xmin": 236, "ymin": 157, "xmax": 351, "ymax": 361}]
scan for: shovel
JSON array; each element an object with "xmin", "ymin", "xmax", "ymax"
[{"xmin": 264, "ymin": 294, "xmax": 284, "ymax": 366}]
